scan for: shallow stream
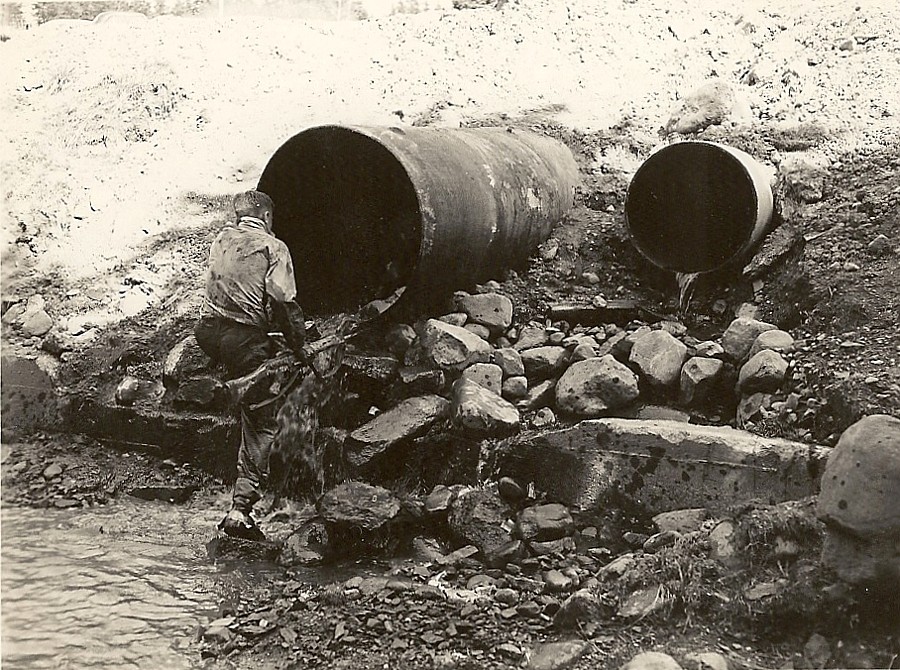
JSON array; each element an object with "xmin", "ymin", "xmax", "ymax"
[{"xmin": 1, "ymin": 495, "xmax": 277, "ymax": 670}]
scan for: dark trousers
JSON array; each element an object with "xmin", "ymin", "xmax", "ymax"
[{"xmin": 194, "ymin": 316, "xmax": 275, "ymax": 513}]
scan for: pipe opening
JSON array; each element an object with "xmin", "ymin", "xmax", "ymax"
[
  {"xmin": 625, "ymin": 142, "xmax": 759, "ymax": 273},
  {"xmin": 258, "ymin": 126, "xmax": 421, "ymax": 315}
]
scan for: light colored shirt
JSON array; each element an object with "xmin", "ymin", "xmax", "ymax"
[{"xmin": 203, "ymin": 217, "xmax": 298, "ymax": 329}]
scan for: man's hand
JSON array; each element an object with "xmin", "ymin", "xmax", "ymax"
[{"xmin": 270, "ymin": 300, "xmax": 306, "ymax": 359}]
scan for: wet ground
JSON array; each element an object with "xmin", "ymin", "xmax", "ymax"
[{"xmin": 0, "ymin": 489, "xmax": 278, "ymax": 669}]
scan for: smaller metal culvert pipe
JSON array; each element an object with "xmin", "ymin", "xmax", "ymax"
[
  {"xmin": 625, "ymin": 141, "xmax": 775, "ymax": 274},
  {"xmin": 257, "ymin": 125, "xmax": 579, "ymax": 316}
]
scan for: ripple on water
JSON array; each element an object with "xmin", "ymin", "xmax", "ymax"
[{"xmin": 1, "ymin": 496, "xmax": 278, "ymax": 670}]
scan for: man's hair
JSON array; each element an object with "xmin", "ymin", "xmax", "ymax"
[{"xmin": 233, "ymin": 190, "xmax": 274, "ymax": 219}]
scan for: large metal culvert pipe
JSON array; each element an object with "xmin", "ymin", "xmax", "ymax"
[
  {"xmin": 257, "ymin": 125, "xmax": 579, "ymax": 315},
  {"xmin": 625, "ymin": 141, "xmax": 775, "ymax": 274}
]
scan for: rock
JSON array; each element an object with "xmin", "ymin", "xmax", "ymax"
[
  {"xmin": 665, "ymin": 78, "xmax": 735, "ymax": 135},
  {"xmin": 464, "ymin": 323, "xmax": 492, "ymax": 340},
  {"xmin": 629, "ymin": 330, "xmax": 688, "ymax": 388},
  {"xmin": 531, "ymin": 536, "xmax": 576, "ymax": 555},
  {"xmin": 318, "ymin": 482, "xmax": 401, "ymax": 531},
  {"xmin": 174, "ymin": 376, "xmax": 227, "ymax": 409},
  {"xmin": 114, "ymin": 376, "xmax": 162, "ymax": 406},
  {"xmin": 22, "ymin": 309, "xmax": 53, "ymax": 337},
  {"xmin": 694, "ymin": 340, "xmax": 725, "ymax": 358},
  {"xmin": 490, "ymin": 539, "xmax": 528, "ymax": 566},
  {"xmin": 436, "ymin": 544, "xmax": 480, "ymax": 566},
  {"xmin": 643, "ymin": 530, "xmax": 682, "ymax": 553},
  {"xmin": 494, "ymin": 587, "xmax": 519, "ymax": 605},
  {"xmin": 738, "ymin": 350, "xmax": 788, "ymax": 394},
  {"xmin": 279, "ymin": 520, "xmax": 329, "ymax": 566},
  {"xmin": 621, "ymin": 651, "xmax": 684, "ymax": 670},
  {"xmin": 553, "ymin": 588, "xmax": 609, "ymax": 628},
  {"xmin": 460, "ymin": 363, "xmax": 503, "ymax": 396},
  {"xmin": 736, "ymin": 392, "xmax": 774, "ymax": 428},
  {"xmin": 513, "ymin": 326, "xmax": 549, "ymax": 351},
  {"xmin": 600, "ymin": 553, "xmax": 637, "ymax": 579},
  {"xmin": 526, "ymin": 640, "xmax": 589, "ymax": 670},
  {"xmin": 683, "ymin": 652, "xmax": 730, "ymax": 670},
  {"xmin": 817, "ymin": 414, "xmax": 900, "ymax": 584},
  {"xmin": 516, "ymin": 378, "xmax": 556, "ymax": 411},
  {"xmin": 748, "ymin": 329, "xmax": 794, "ymax": 359},
  {"xmin": 502, "ymin": 375, "xmax": 529, "ymax": 400},
  {"xmin": 203, "ymin": 623, "xmax": 234, "ymax": 644},
  {"xmin": 721, "ymin": 317, "xmax": 777, "ymax": 363},
  {"xmin": 708, "ymin": 519, "xmax": 745, "ymax": 569},
  {"xmin": 416, "ymin": 319, "xmax": 492, "ymax": 371},
  {"xmin": 532, "ymin": 407, "xmax": 557, "ymax": 428},
  {"xmin": 493, "ymin": 347, "xmax": 525, "ymax": 377},
  {"xmin": 438, "ymin": 312, "xmax": 468, "ymax": 327},
  {"xmin": 555, "ymin": 355, "xmax": 640, "ymax": 416},
  {"xmin": 163, "ymin": 337, "xmax": 210, "ymax": 388},
  {"xmin": 595, "ymin": 331, "xmax": 627, "ymax": 358},
  {"xmin": 498, "ymin": 477, "xmax": 526, "ymax": 505},
  {"xmin": 521, "ymin": 346, "xmax": 570, "ymax": 380},
  {"xmin": 397, "ymin": 366, "xmax": 445, "ymax": 396},
  {"xmin": 467, "ymin": 573, "xmax": 497, "ymax": 590},
  {"xmin": 867, "ymin": 234, "xmax": 891, "ymax": 256},
  {"xmin": 618, "ymin": 585, "xmax": 666, "ymax": 618},
  {"xmin": 611, "ymin": 326, "xmax": 652, "ymax": 362},
  {"xmin": 448, "ymin": 489, "xmax": 513, "ymax": 560},
  {"xmin": 451, "ymin": 378, "xmax": 520, "ymax": 437},
  {"xmin": 42, "ymin": 462, "xmax": 63, "ymax": 479},
  {"xmin": 568, "ymin": 346, "xmax": 595, "ymax": 369},
  {"xmin": 659, "ymin": 321, "xmax": 687, "ymax": 337},
  {"xmin": 778, "ymin": 153, "xmax": 829, "ymax": 204},
  {"xmin": 517, "ymin": 503, "xmax": 574, "ymax": 542},
  {"xmin": 384, "ymin": 324, "xmax": 417, "ymax": 357},
  {"xmin": 346, "ymin": 395, "xmax": 449, "ymax": 468},
  {"xmin": 653, "ymin": 508, "xmax": 707, "ymax": 534},
  {"xmin": 680, "ymin": 357, "xmax": 725, "ymax": 406},
  {"xmin": 425, "ymin": 485, "xmax": 455, "ymax": 514},
  {"xmin": 454, "ymin": 292, "xmax": 513, "ymax": 333},
  {"xmin": 543, "ymin": 569, "xmax": 574, "ymax": 593},
  {"xmin": 804, "ymin": 633, "xmax": 832, "ymax": 668}
]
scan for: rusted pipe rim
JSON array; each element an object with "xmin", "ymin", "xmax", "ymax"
[{"xmin": 625, "ymin": 141, "xmax": 770, "ymax": 274}]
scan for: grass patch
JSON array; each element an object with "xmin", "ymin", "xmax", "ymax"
[{"xmin": 49, "ymin": 60, "xmax": 185, "ymax": 147}]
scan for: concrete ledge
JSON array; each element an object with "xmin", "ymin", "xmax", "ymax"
[
  {"xmin": 490, "ymin": 419, "xmax": 830, "ymax": 515},
  {"xmin": 61, "ymin": 397, "xmax": 236, "ymax": 476}
]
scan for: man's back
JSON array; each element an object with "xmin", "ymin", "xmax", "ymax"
[{"xmin": 204, "ymin": 222, "xmax": 296, "ymax": 330}]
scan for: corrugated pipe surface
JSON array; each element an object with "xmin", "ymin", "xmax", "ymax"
[
  {"xmin": 625, "ymin": 141, "xmax": 775, "ymax": 274},
  {"xmin": 257, "ymin": 125, "xmax": 579, "ymax": 314}
]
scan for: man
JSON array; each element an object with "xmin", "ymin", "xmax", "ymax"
[{"xmin": 195, "ymin": 190, "xmax": 306, "ymax": 541}]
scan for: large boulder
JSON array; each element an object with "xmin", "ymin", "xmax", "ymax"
[
  {"xmin": 629, "ymin": 330, "xmax": 687, "ymax": 388},
  {"xmin": 817, "ymin": 414, "xmax": 900, "ymax": 584},
  {"xmin": 555, "ymin": 355, "xmax": 639, "ymax": 416},
  {"xmin": 318, "ymin": 481, "xmax": 401, "ymax": 531},
  {"xmin": 721, "ymin": 318, "xmax": 777, "ymax": 363},
  {"xmin": 414, "ymin": 319, "xmax": 492, "ymax": 371},
  {"xmin": 346, "ymin": 395, "xmax": 449, "ymax": 468},
  {"xmin": 521, "ymin": 346, "xmax": 570, "ymax": 381},
  {"xmin": 493, "ymin": 347, "xmax": 525, "ymax": 377},
  {"xmin": 451, "ymin": 378, "xmax": 520, "ymax": 437},
  {"xmin": 448, "ymin": 489, "xmax": 513, "ymax": 561},
  {"xmin": 665, "ymin": 78, "xmax": 735, "ymax": 135},
  {"xmin": 513, "ymin": 326, "xmax": 549, "ymax": 351},
  {"xmin": 460, "ymin": 363, "xmax": 503, "ymax": 396},
  {"xmin": 737, "ymin": 350, "xmax": 788, "ymax": 394},
  {"xmin": 680, "ymin": 356, "xmax": 725, "ymax": 406},
  {"xmin": 748, "ymin": 329, "xmax": 794, "ymax": 359},
  {"xmin": 454, "ymin": 291, "xmax": 513, "ymax": 334},
  {"xmin": 516, "ymin": 503, "xmax": 574, "ymax": 542}
]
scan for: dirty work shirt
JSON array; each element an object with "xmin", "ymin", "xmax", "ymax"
[{"xmin": 203, "ymin": 217, "xmax": 297, "ymax": 330}]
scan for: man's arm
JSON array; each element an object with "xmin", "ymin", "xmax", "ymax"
[{"xmin": 265, "ymin": 241, "xmax": 305, "ymax": 357}]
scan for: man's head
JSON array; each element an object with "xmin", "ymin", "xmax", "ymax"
[{"xmin": 233, "ymin": 190, "xmax": 274, "ymax": 232}]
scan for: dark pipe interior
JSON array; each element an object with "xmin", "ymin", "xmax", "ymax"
[
  {"xmin": 626, "ymin": 143, "xmax": 758, "ymax": 273},
  {"xmin": 258, "ymin": 127, "xmax": 421, "ymax": 314}
]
